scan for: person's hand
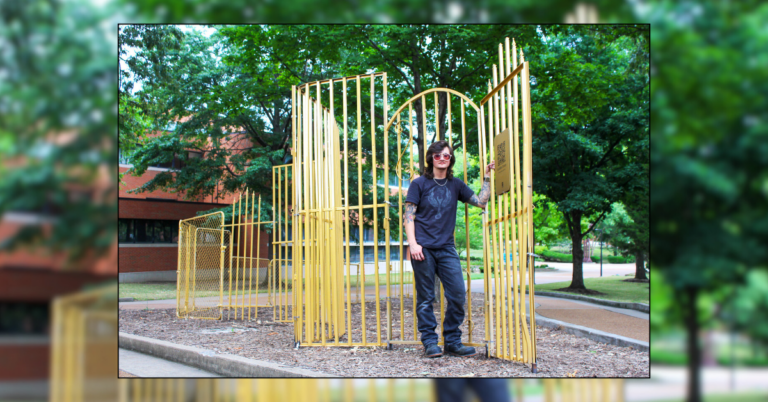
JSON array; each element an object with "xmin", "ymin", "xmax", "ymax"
[
  {"xmin": 410, "ymin": 242, "xmax": 425, "ymax": 261},
  {"xmin": 485, "ymin": 160, "xmax": 496, "ymax": 177}
]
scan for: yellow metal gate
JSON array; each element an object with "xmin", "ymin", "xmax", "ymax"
[
  {"xmin": 177, "ymin": 212, "xmax": 227, "ymax": 320},
  {"xmin": 476, "ymin": 38, "xmax": 537, "ymax": 366}
]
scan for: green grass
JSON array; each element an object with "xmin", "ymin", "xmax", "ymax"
[
  {"xmin": 530, "ymin": 275, "xmax": 649, "ymax": 304},
  {"xmin": 120, "ymin": 282, "xmax": 270, "ymax": 301}
]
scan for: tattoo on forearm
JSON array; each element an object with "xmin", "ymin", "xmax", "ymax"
[
  {"xmin": 404, "ymin": 203, "xmax": 417, "ymax": 224},
  {"xmin": 468, "ymin": 180, "xmax": 491, "ymax": 208}
]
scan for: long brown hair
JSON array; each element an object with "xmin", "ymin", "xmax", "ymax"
[{"xmin": 424, "ymin": 140, "xmax": 455, "ymax": 180}]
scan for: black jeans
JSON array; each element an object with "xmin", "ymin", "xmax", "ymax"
[
  {"xmin": 435, "ymin": 379, "xmax": 511, "ymax": 402},
  {"xmin": 411, "ymin": 246, "xmax": 466, "ymax": 347}
]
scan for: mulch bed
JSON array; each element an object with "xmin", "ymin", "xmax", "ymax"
[{"xmin": 119, "ymin": 294, "xmax": 648, "ymax": 378}]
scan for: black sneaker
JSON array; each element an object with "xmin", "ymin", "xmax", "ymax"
[
  {"xmin": 424, "ymin": 344, "xmax": 443, "ymax": 358},
  {"xmin": 445, "ymin": 343, "xmax": 480, "ymax": 357}
]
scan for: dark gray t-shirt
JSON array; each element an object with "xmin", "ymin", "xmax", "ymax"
[{"xmin": 405, "ymin": 176, "xmax": 475, "ymax": 249}]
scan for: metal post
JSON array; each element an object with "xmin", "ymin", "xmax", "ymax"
[{"xmin": 600, "ymin": 230, "xmax": 603, "ymax": 277}]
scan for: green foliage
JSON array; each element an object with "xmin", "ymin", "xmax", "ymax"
[
  {"xmin": 530, "ymin": 25, "xmax": 649, "ymax": 288},
  {"xmin": 0, "ymin": 1, "xmax": 116, "ymax": 264},
  {"xmin": 532, "ymin": 193, "xmax": 567, "ymax": 246},
  {"xmin": 540, "ymin": 250, "xmax": 571, "ymax": 263}
]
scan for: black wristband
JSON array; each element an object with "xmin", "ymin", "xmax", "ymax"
[{"xmin": 484, "ymin": 176, "xmax": 491, "ymax": 182}]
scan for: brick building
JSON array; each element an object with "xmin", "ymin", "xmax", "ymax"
[
  {"xmin": 0, "ymin": 135, "xmax": 117, "ymax": 398},
  {"xmin": 118, "ymin": 129, "xmax": 270, "ymax": 283}
]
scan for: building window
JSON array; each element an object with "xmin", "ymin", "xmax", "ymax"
[
  {"xmin": 118, "ymin": 145, "xmax": 197, "ymax": 169},
  {"xmin": 0, "ymin": 302, "xmax": 49, "ymax": 335},
  {"xmin": 118, "ymin": 218, "xmax": 179, "ymax": 244}
]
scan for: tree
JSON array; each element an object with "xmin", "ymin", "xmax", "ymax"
[
  {"xmin": 648, "ymin": 1, "xmax": 768, "ymax": 400},
  {"xmin": 614, "ymin": 189, "xmax": 649, "ymax": 280},
  {"xmin": 531, "ymin": 26, "xmax": 649, "ymax": 291},
  {"xmin": 0, "ymin": 0, "xmax": 116, "ymax": 265},
  {"xmin": 531, "ymin": 193, "xmax": 567, "ymax": 247}
]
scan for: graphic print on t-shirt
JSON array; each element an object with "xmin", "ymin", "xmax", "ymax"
[{"xmin": 427, "ymin": 186, "xmax": 452, "ymax": 219}]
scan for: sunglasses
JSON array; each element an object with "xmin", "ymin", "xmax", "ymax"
[{"xmin": 432, "ymin": 153, "xmax": 452, "ymax": 160}]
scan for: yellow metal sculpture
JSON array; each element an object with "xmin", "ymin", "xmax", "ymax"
[
  {"xmin": 115, "ymin": 379, "xmax": 625, "ymax": 402},
  {"xmin": 176, "ymin": 36, "xmax": 537, "ymax": 369}
]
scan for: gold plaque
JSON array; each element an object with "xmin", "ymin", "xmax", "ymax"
[{"xmin": 493, "ymin": 128, "xmax": 512, "ymax": 196}]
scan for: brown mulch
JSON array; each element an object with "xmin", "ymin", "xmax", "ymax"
[
  {"xmin": 552, "ymin": 287, "xmax": 607, "ymax": 297},
  {"xmin": 118, "ymin": 295, "xmax": 648, "ymax": 378}
]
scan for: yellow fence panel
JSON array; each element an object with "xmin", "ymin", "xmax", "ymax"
[
  {"xmin": 177, "ymin": 212, "xmax": 226, "ymax": 320},
  {"xmin": 50, "ymin": 284, "xmax": 117, "ymax": 402}
]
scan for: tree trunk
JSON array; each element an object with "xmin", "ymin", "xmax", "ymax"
[
  {"xmin": 568, "ymin": 211, "xmax": 586, "ymax": 289},
  {"xmin": 685, "ymin": 287, "xmax": 702, "ymax": 402},
  {"xmin": 634, "ymin": 251, "xmax": 647, "ymax": 280}
]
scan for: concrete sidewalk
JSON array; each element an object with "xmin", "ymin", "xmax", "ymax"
[{"xmin": 119, "ymin": 348, "xmax": 221, "ymax": 377}]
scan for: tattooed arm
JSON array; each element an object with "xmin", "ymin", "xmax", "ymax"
[
  {"xmin": 467, "ymin": 160, "xmax": 495, "ymax": 209},
  {"xmin": 403, "ymin": 202, "xmax": 424, "ymax": 261}
]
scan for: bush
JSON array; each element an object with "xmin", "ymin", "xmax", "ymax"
[
  {"xmin": 650, "ymin": 349, "xmax": 687, "ymax": 365},
  {"xmin": 534, "ymin": 245, "xmax": 549, "ymax": 256},
  {"xmin": 541, "ymin": 250, "xmax": 572, "ymax": 262},
  {"xmin": 606, "ymin": 255, "xmax": 637, "ymax": 264}
]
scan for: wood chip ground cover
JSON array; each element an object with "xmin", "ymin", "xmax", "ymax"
[{"xmin": 119, "ymin": 297, "xmax": 648, "ymax": 378}]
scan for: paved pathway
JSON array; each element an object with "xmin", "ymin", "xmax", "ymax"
[{"xmin": 119, "ymin": 348, "xmax": 220, "ymax": 378}]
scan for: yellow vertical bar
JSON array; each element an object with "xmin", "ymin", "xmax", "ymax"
[
  {"xmin": 408, "ymin": 102, "xmax": 418, "ymax": 340},
  {"xmin": 479, "ymin": 104, "xmax": 490, "ymax": 346},
  {"xmin": 461, "ymin": 100, "xmax": 471, "ymax": 344},
  {"xmin": 434, "ymin": 92, "xmax": 440, "ymax": 141},
  {"xmin": 493, "ymin": 70, "xmax": 505, "ymax": 359},
  {"xmin": 242, "ymin": 189, "xmax": 249, "ymax": 320},
  {"xmin": 343, "ymin": 78, "xmax": 352, "ymax": 346},
  {"xmin": 493, "ymin": 62, "xmax": 509, "ymax": 359},
  {"xmin": 330, "ymin": 80, "xmax": 340, "ymax": 344},
  {"xmin": 368, "ymin": 379, "xmax": 376, "ymax": 402},
  {"xmin": 272, "ymin": 168, "xmax": 277, "ymax": 322},
  {"xmin": 371, "ymin": 75, "xmax": 382, "ymax": 345},
  {"xmin": 176, "ymin": 222, "xmax": 183, "ymax": 316},
  {"xmin": 292, "ymin": 86, "xmax": 297, "ymax": 330},
  {"xmin": 487, "ymin": 80, "xmax": 501, "ymax": 357},
  {"xmin": 383, "ymin": 73, "xmax": 393, "ymax": 345},
  {"xmin": 524, "ymin": 59, "xmax": 537, "ymax": 362},
  {"xmin": 184, "ymin": 224, "xmax": 191, "ymax": 316},
  {"xmin": 316, "ymin": 80, "xmax": 325, "ymax": 345},
  {"xmin": 502, "ymin": 42, "xmax": 515, "ymax": 360},
  {"xmin": 234, "ymin": 193, "xmax": 242, "ymax": 319},
  {"xmin": 447, "ymin": 94, "xmax": 452, "ymax": 146},
  {"xmin": 518, "ymin": 51, "xmax": 532, "ymax": 363},
  {"xmin": 344, "ymin": 379, "xmax": 354, "ymax": 402},
  {"xmin": 421, "ymin": 95, "xmax": 427, "ymax": 164},
  {"xmin": 284, "ymin": 165, "xmax": 290, "ymax": 321},
  {"xmin": 357, "ymin": 76, "xmax": 366, "ymax": 346},
  {"xmin": 220, "ymin": 217, "xmax": 225, "ymax": 320},
  {"xmin": 543, "ymin": 379, "xmax": 554, "ymax": 402},
  {"xmin": 512, "ymin": 38, "xmax": 522, "ymax": 360},
  {"xmin": 396, "ymin": 112, "xmax": 405, "ymax": 342},
  {"xmin": 249, "ymin": 192, "xmax": 255, "ymax": 320}
]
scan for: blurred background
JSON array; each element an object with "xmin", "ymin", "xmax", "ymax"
[{"xmin": 2, "ymin": 0, "xmax": 767, "ymax": 401}]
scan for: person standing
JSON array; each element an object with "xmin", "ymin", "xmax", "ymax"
[
  {"xmin": 404, "ymin": 140, "xmax": 494, "ymax": 358},
  {"xmin": 434, "ymin": 379, "xmax": 511, "ymax": 402}
]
